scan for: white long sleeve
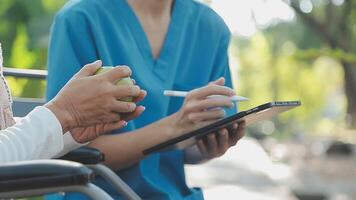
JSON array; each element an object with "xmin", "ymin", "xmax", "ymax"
[
  {"xmin": 54, "ymin": 132, "xmax": 87, "ymax": 158},
  {"xmin": 0, "ymin": 106, "xmax": 63, "ymax": 163}
]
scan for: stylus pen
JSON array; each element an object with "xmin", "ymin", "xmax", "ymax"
[{"xmin": 164, "ymin": 90, "xmax": 249, "ymax": 102}]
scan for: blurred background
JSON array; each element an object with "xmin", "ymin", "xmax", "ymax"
[{"xmin": 1, "ymin": 0, "xmax": 355, "ymax": 200}]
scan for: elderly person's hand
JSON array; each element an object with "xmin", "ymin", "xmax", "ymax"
[
  {"xmin": 70, "ymin": 86, "xmax": 146, "ymax": 143},
  {"xmin": 45, "ymin": 60, "xmax": 146, "ymax": 142}
]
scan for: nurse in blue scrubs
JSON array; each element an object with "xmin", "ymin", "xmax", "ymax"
[{"xmin": 46, "ymin": 0, "xmax": 246, "ymax": 199}]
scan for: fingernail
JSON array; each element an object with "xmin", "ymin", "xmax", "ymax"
[
  {"xmin": 119, "ymin": 66, "xmax": 130, "ymax": 74},
  {"xmin": 95, "ymin": 60, "xmax": 102, "ymax": 65},
  {"xmin": 124, "ymin": 68, "xmax": 131, "ymax": 74},
  {"xmin": 122, "ymin": 121, "xmax": 128, "ymax": 126},
  {"xmin": 127, "ymin": 68, "xmax": 132, "ymax": 75},
  {"xmin": 129, "ymin": 103, "xmax": 137, "ymax": 111},
  {"xmin": 141, "ymin": 106, "xmax": 146, "ymax": 111}
]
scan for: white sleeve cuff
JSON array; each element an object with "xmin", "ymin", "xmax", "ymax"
[
  {"xmin": 54, "ymin": 131, "xmax": 89, "ymax": 158},
  {"xmin": 36, "ymin": 106, "xmax": 63, "ymax": 134},
  {"xmin": 28, "ymin": 106, "xmax": 64, "ymax": 159}
]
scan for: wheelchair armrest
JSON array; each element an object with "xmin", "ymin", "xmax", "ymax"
[
  {"xmin": 0, "ymin": 160, "xmax": 94, "ymax": 192},
  {"xmin": 59, "ymin": 147, "xmax": 105, "ymax": 165}
]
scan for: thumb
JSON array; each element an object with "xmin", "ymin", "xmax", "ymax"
[
  {"xmin": 209, "ymin": 77, "xmax": 225, "ymax": 86},
  {"xmin": 75, "ymin": 60, "xmax": 102, "ymax": 77}
]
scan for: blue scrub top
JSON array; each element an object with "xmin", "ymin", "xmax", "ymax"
[{"xmin": 46, "ymin": 0, "xmax": 234, "ymax": 199}]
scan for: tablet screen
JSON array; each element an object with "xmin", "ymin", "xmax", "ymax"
[{"xmin": 143, "ymin": 101, "xmax": 301, "ymax": 155}]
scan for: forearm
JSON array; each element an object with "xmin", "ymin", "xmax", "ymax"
[
  {"xmin": 88, "ymin": 84, "xmax": 237, "ymax": 169},
  {"xmin": 0, "ymin": 107, "xmax": 63, "ymax": 163},
  {"xmin": 88, "ymin": 114, "xmax": 180, "ymax": 170}
]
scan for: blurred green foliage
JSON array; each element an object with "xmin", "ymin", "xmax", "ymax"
[
  {"xmin": 228, "ymin": 0, "xmax": 356, "ymax": 139},
  {"xmin": 231, "ymin": 31, "xmax": 345, "ymax": 139},
  {"xmin": 289, "ymin": 0, "xmax": 356, "ymax": 128},
  {"xmin": 0, "ymin": 0, "xmax": 66, "ymax": 98}
]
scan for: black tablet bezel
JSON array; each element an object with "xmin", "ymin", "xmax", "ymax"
[{"xmin": 143, "ymin": 101, "xmax": 301, "ymax": 155}]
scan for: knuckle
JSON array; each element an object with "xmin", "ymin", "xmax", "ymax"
[
  {"xmin": 83, "ymin": 63, "xmax": 90, "ymax": 68},
  {"xmin": 95, "ymin": 76, "xmax": 106, "ymax": 84},
  {"xmin": 209, "ymin": 98, "xmax": 219, "ymax": 106},
  {"xmin": 112, "ymin": 67, "xmax": 129, "ymax": 78},
  {"xmin": 114, "ymin": 114, "xmax": 121, "ymax": 121},
  {"xmin": 103, "ymin": 85, "xmax": 114, "ymax": 95},
  {"xmin": 124, "ymin": 103, "xmax": 132, "ymax": 112},
  {"xmin": 106, "ymin": 80, "xmax": 115, "ymax": 88},
  {"xmin": 127, "ymin": 86, "xmax": 135, "ymax": 96},
  {"xmin": 207, "ymin": 84, "xmax": 215, "ymax": 89},
  {"xmin": 187, "ymin": 113, "xmax": 196, "ymax": 122},
  {"xmin": 197, "ymin": 86, "xmax": 208, "ymax": 95},
  {"xmin": 187, "ymin": 88, "xmax": 201, "ymax": 99},
  {"xmin": 224, "ymin": 99, "xmax": 234, "ymax": 106},
  {"xmin": 126, "ymin": 103, "xmax": 136, "ymax": 112},
  {"xmin": 104, "ymin": 115, "xmax": 112, "ymax": 122},
  {"xmin": 107, "ymin": 114, "xmax": 115, "ymax": 122},
  {"xmin": 120, "ymin": 66, "xmax": 132, "ymax": 75},
  {"xmin": 208, "ymin": 85, "xmax": 219, "ymax": 91},
  {"xmin": 217, "ymin": 109, "xmax": 226, "ymax": 117},
  {"xmin": 185, "ymin": 92, "xmax": 194, "ymax": 100},
  {"xmin": 104, "ymin": 99, "xmax": 114, "ymax": 109},
  {"xmin": 132, "ymin": 86, "xmax": 140, "ymax": 96},
  {"xmin": 184, "ymin": 102, "xmax": 194, "ymax": 113}
]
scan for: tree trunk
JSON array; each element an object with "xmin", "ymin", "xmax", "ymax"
[{"xmin": 342, "ymin": 62, "xmax": 356, "ymax": 128}]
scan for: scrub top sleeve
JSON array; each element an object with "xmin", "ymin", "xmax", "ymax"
[
  {"xmin": 210, "ymin": 32, "xmax": 232, "ymax": 86},
  {"xmin": 210, "ymin": 32, "xmax": 237, "ymax": 114},
  {"xmin": 46, "ymin": 11, "xmax": 98, "ymax": 101}
]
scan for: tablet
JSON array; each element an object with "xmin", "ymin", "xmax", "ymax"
[{"xmin": 143, "ymin": 101, "xmax": 301, "ymax": 155}]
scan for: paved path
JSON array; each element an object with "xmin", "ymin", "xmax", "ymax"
[
  {"xmin": 185, "ymin": 137, "xmax": 356, "ymax": 200},
  {"xmin": 185, "ymin": 137, "xmax": 297, "ymax": 200}
]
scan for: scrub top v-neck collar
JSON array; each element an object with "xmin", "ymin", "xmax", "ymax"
[{"xmin": 116, "ymin": 0, "xmax": 187, "ymax": 81}]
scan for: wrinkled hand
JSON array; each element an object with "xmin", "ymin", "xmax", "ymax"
[
  {"xmin": 70, "ymin": 88, "xmax": 147, "ymax": 143},
  {"xmin": 70, "ymin": 120, "xmax": 128, "ymax": 143},
  {"xmin": 197, "ymin": 121, "xmax": 245, "ymax": 159},
  {"xmin": 45, "ymin": 60, "xmax": 145, "ymax": 136},
  {"xmin": 171, "ymin": 77, "xmax": 235, "ymax": 135}
]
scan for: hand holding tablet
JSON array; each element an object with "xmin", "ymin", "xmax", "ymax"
[{"xmin": 143, "ymin": 101, "xmax": 301, "ymax": 155}]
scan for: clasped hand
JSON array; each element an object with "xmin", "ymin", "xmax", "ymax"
[{"xmin": 46, "ymin": 60, "xmax": 146, "ymax": 143}]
